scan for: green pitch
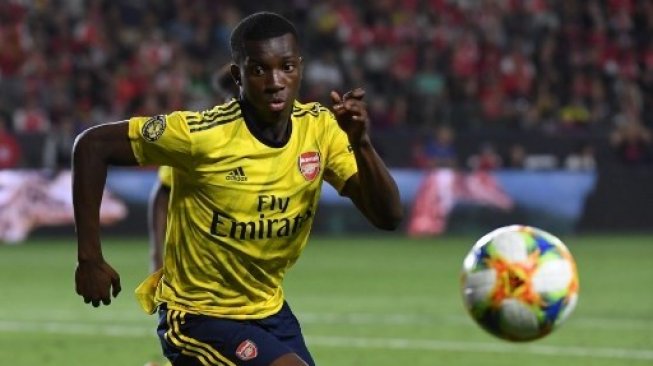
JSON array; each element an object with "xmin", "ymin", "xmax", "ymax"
[{"xmin": 0, "ymin": 234, "xmax": 651, "ymax": 365}]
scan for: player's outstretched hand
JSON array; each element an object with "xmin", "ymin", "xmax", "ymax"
[
  {"xmin": 330, "ymin": 88, "xmax": 369, "ymax": 144},
  {"xmin": 75, "ymin": 259, "xmax": 121, "ymax": 307}
]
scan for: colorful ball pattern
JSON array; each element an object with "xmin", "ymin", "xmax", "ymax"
[{"xmin": 461, "ymin": 225, "xmax": 579, "ymax": 342}]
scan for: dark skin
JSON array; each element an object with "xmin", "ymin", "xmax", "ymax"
[
  {"xmin": 73, "ymin": 33, "xmax": 402, "ymax": 366},
  {"xmin": 230, "ymin": 34, "xmax": 301, "ymax": 141},
  {"xmin": 148, "ymin": 179, "xmax": 169, "ymax": 272}
]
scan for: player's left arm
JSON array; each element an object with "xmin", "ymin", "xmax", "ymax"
[
  {"xmin": 331, "ymin": 88, "xmax": 403, "ymax": 230},
  {"xmin": 148, "ymin": 178, "xmax": 169, "ymax": 272}
]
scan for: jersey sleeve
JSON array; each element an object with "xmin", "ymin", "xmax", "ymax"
[
  {"xmin": 322, "ymin": 111, "xmax": 358, "ymax": 193},
  {"xmin": 128, "ymin": 112, "xmax": 195, "ymax": 172},
  {"xmin": 158, "ymin": 166, "xmax": 173, "ymax": 187}
]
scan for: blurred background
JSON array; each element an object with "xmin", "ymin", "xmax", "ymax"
[
  {"xmin": 1, "ymin": 0, "xmax": 652, "ymax": 241},
  {"xmin": 0, "ymin": 1, "xmax": 652, "ymax": 366}
]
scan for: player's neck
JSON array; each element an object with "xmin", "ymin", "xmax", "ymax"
[{"xmin": 240, "ymin": 98, "xmax": 292, "ymax": 147}]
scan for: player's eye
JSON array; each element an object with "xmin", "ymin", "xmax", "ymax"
[
  {"xmin": 282, "ymin": 63, "xmax": 296, "ymax": 72},
  {"xmin": 251, "ymin": 65, "xmax": 265, "ymax": 76}
]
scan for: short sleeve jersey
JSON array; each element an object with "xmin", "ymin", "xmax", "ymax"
[
  {"xmin": 158, "ymin": 165, "xmax": 173, "ymax": 187},
  {"xmin": 129, "ymin": 100, "xmax": 357, "ymax": 319}
]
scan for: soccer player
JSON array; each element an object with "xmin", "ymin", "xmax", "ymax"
[{"xmin": 73, "ymin": 11, "xmax": 403, "ymax": 366}]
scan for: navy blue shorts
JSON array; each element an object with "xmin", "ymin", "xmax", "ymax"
[{"xmin": 156, "ymin": 301, "xmax": 315, "ymax": 366}]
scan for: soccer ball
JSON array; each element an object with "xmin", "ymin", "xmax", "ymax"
[{"xmin": 460, "ymin": 225, "xmax": 579, "ymax": 342}]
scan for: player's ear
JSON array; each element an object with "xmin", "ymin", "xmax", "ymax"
[
  {"xmin": 296, "ymin": 56, "xmax": 304, "ymax": 79},
  {"xmin": 230, "ymin": 64, "xmax": 242, "ymax": 86}
]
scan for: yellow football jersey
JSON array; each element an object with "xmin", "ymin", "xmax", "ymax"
[
  {"xmin": 129, "ymin": 99, "xmax": 357, "ymax": 319},
  {"xmin": 158, "ymin": 165, "xmax": 173, "ymax": 187}
]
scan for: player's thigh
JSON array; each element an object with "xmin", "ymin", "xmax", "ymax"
[
  {"xmin": 254, "ymin": 302, "xmax": 314, "ymax": 366},
  {"xmin": 269, "ymin": 353, "xmax": 309, "ymax": 366},
  {"xmin": 171, "ymin": 353, "xmax": 307, "ymax": 366},
  {"xmin": 169, "ymin": 354, "xmax": 204, "ymax": 366},
  {"xmin": 157, "ymin": 306, "xmax": 300, "ymax": 366}
]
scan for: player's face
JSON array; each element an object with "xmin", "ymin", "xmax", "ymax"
[{"xmin": 234, "ymin": 33, "xmax": 303, "ymax": 124}]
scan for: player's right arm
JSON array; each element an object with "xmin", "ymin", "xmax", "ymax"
[{"xmin": 72, "ymin": 121, "xmax": 137, "ymax": 307}]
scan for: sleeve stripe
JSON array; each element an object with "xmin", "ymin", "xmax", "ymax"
[
  {"xmin": 188, "ymin": 103, "xmax": 240, "ymax": 126},
  {"xmin": 189, "ymin": 113, "xmax": 242, "ymax": 133}
]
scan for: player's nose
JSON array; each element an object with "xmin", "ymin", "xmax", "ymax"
[{"xmin": 264, "ymin": 69, "xmax": 286, "ymax": 92}]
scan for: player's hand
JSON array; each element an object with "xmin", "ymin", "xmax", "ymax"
[
  {"xmin": 75, "ymin": 259, "xmax": 121, "ymax": 307},
  {"xmin": 330, "ymin": 88, "xmax": 369, "ymax": 144}
]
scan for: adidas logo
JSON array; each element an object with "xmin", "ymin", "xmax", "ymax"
[{"xmin": 226, "ymin": 167, "xmax": 248, "ymax": 182}]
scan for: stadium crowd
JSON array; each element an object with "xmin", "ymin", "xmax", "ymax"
[{"xmin": 0, "ymin": 0, "xmax": 652, "ymax": 170}]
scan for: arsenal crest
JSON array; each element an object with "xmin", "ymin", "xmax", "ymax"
[
  {"xmin": 235, "ymin": 339, "xmax": 258, "ymax": 361},
  {"xmin": 298, "ymin": 151, "xmax": 321, "ymax": 181}
]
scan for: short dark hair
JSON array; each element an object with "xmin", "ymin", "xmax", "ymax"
[{"xmin": 230, "ymin": 12, "xmax": 299, "ymax": 63}]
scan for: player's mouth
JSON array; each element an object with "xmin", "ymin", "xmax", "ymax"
[
  {"xmin": 268, "ymin": 98, "xmax": 287, "ymax": 112},
  {"xmin": 268, "ymin": 101, "xmax": 286, "ymax": 112}
]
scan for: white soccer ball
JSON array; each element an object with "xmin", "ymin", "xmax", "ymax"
[{"xmin": 461, "ymin": 225, "xmax": 579, "ymax": 341}]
